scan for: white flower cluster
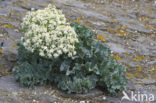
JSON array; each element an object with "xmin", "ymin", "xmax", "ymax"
[{"xmin": 21, "ymin": 4, "xmax": 79, "ymax": 59}]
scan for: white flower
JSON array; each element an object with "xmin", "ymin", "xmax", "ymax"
[
  {"xmin": 23, "ymin": 42, "xmax": 27, "ymax": 46},
  {"xmin": 47, "ymin": 53, "xmax": 52, "ymax": 58},
  {"xmin": 57, "ymin": 50, "xmax": 62, "ymax": 55},
  {"xmin": 21, "ymin": 4, "xmax": 79, "ymax": 59},
  {"xmin": 73, "ymin": 51, "xmax": 76, "ymax": 55},
  {"xmin": 51, "ymin": 45, "xmax": 55, "ymax": 48},
  {"xmin": 30, "ymin": 48, "xmax": 34, "ymax": 52},
  {"xmin": 26, "ymin": 39, "xmax": 30, "ymax": 44},
  {"xmin": 43, "ymin": 46, "xmax": 48, "ymax": 50},
  {"xmin": 68, "ymin": 53, "xmax": 72, "ymax": 57},
  {"xmin": 49, "ymin": 49, "xmax": 54, "ymax": 53},
  {"xmin": 39, "ymin": 51, "xmax": 44, "ymax": 57},
  {"xmin": 53, "ymin": 53, "xmax": 59, "ymax": 58},
  {"xmin": 63, "ymin": 48, "xmax": 68, "ymax": 53}
]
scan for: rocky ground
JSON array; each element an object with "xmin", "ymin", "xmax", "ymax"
[{"xmin": 0, "ymin": 0, "xmax": 156, "ymax": 103}]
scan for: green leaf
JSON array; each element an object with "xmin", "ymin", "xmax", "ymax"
[{"xmin": 60, "ymin": 61, "xmax": 70, "ymax": 72}]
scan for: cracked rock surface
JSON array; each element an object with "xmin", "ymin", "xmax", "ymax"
[{"xmin": 0, "ymin": 0, "xmax": 156, "ymax": 103}]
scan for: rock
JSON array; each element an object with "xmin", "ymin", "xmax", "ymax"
[
  {"xmin": 135, "ymin": 79, "xmax": 156, "ymax": 85},
  {"xmin": 0, "ymin": 8, "xmax": 10, "ymax": 16},
  {"xmin": 59, "ymin": 88, "xmax": 103, "ymax": 99},
  {"xmin": 38, "ymin": 94, "xmax": 59, "ymax": 103},
  {"xmin": 0, "ymin": 97, "xmax": 21, "ymax": 103},
  {"xmin": 127, "ymin": 81, "xmax": 136, "ymax": 91},
  {"xmin": 0, "ymin": 0, "xmax": 156, "ymax": 103},
  {"xmin": 0, "ymin": 76, "xmax": 103, "ymax": 102},
  {"xmin": 106, "ymin": 42, "xmax": 127, "ymax": 54},
  {"xmin": 0, "ymin": 76, "xmax": 21, "ymax": 91}
]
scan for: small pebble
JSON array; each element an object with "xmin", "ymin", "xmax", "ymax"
[
  {"xmin": 80, "ymin": 101, "xmax": 85, "ymax": 103},
  {"xmin": 103, "ymin": 96, "xmax": 106, "ymax": 100}
]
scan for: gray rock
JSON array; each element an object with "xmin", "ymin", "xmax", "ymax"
[
  {"xmin": 38, "ymin": 94, "xmax": 58, "ymax": 103},
  {"xmin": 127, "ymin": 81, "xmax": 136, "ymax": 91},
  {"xmin": 107, "ymin": 42, "xmax": 127, "ymax": 54},
  {"xmin": 59, "ymin": 88, "xmax": 103, "ymax": 99}
]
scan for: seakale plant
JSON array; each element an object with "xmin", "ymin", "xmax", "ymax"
[
  {"xmin": 14, "ymin": 22, "xmax": 127, "ymax": 94},
  {"xmin": 14, "ymin": 5, "xmax": 128, "ymax": 95}
]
